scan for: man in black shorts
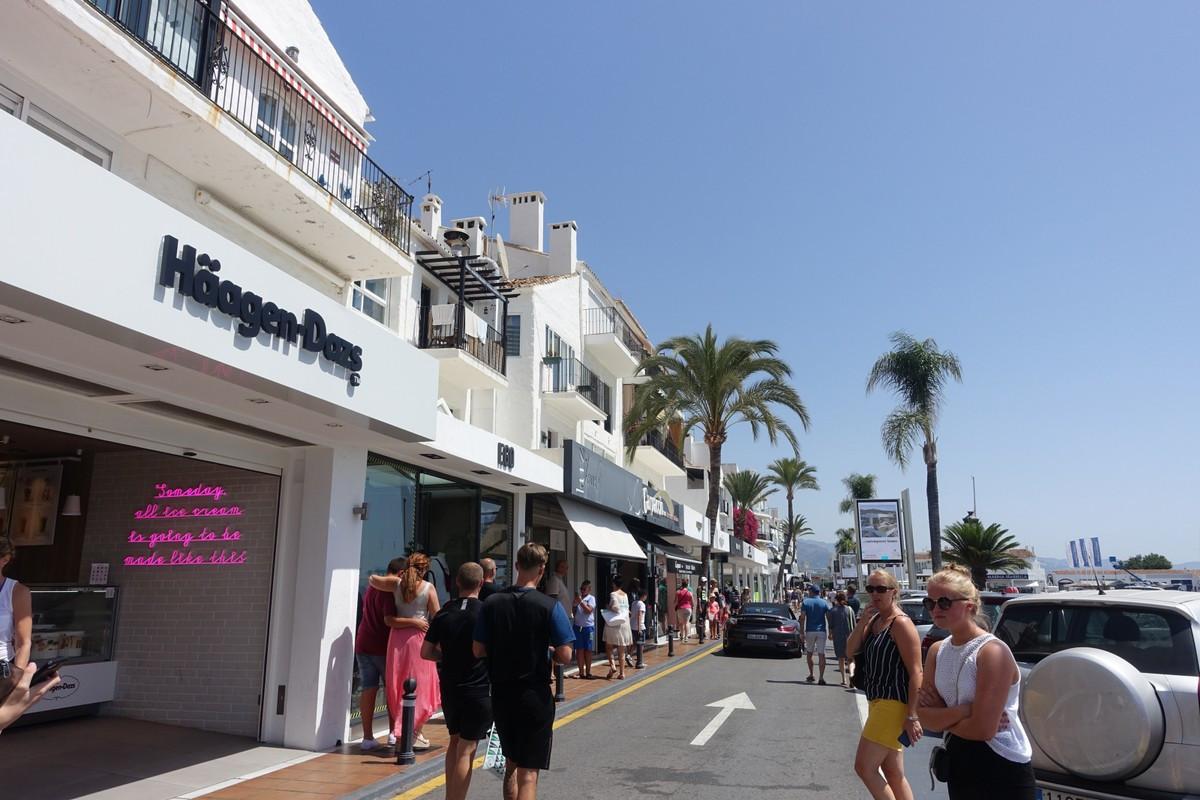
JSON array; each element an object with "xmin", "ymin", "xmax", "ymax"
[
  {"xmin": 422, "ymin": 562, "xmax": 490, "ymax": 800},
  {"xmin": 473, "ymin": 543, "xmax": 573, "ymax": 800}
]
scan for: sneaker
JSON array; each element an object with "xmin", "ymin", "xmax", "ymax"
[
  {"xmin": 387, "ymin": 733, "xmax": 397, "ymax": 747},
  {"xmin": 360, "ymin": 738, "xmax": 380, "ymax": 751}
]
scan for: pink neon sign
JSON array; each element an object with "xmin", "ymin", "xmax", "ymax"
[{"xmin": 122, "ymin": 482, "xmax": 249, "ymax": 568}]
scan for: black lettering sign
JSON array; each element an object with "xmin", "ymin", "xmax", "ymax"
[
  {"xmin": 158, "ymin": 235, "xmax": 364, "ymax": 382},
  {"xmin": 497, "ymin": 443, "xmax": 515, "ymax": 471}
]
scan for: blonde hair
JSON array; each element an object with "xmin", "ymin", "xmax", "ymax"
[
  {"xmin": 867, "ymin": 568, "xmax": 899, "ymax": 591},
  {"xmin": 927, "ymin": 564, "xmax": 980, "ymax": 614}
]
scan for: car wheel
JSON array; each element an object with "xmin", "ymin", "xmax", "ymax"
[
  {"xmin": 1023, "ymin": 647, "xmax": 1164, "ymax": 781},
  {"xmin": 722, "ymin": 641, "xmax": 736, "ymax": 656}
]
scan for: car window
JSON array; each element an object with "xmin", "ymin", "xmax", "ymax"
[
  {"xmin": 998, "ymin": 603, "xmax": 1198, "ymax": 676},
  {"xmin": 742, "ymin": 604, "xmax": 788, "ymax": 616},
  {"xmin": 901, "ymin": 600, "xmax": 933, "ymax": 625}
]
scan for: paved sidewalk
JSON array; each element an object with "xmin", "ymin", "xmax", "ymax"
[{"xmin": 201, "ymin": 637, "xmax": 719, "ymax": 799}]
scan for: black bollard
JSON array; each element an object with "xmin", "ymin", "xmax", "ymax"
[
  {"xmin": 667, "ymin": 626, "xmax": 675, "ymax": 657},
  {"xmin": 554, "ymin": 663, "xmax": 565, "ymax": 702},
  {"xmin": 698, "ymin": 612, "xmax": 705, "ymax": 644},
  {"xmin": 395, "ymin": 677, "xmax": 417, "ymax": 766},
  {"xmin": 635, "ymin": 633, "xmax": 645, "ymax": 669}
]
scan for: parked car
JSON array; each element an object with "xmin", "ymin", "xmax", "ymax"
[
  {"xmin": 899, "ymin": 597, "xmax": 934, "ymax": 639},
  {"xmin": 995, "ymin": 590, "xmax": 1200, "ymax": 800},
  {"xmin": 723, "ymin": 602, "xmax": 802, "ymax": 657},
  {"xmin": 921, "ymin": 591, "xmax": 1009, "ymax": 659}
]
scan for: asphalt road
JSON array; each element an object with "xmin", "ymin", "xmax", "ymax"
[{"xmin": 458, "ymin": 646, "xmax": 885, "ymax": 800}]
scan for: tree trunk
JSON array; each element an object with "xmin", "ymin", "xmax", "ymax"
[
  {"xmin": 926, "ymin": 458, "xmax": 942, "ymax": 573},
  {"xmin": 774, "ymin": 488, "xmax": 794, "ymax": 597},
  {"xmin": 706, "ymin": 438, "xmax": 724, "ymax": 592},
  {"xmin": 971, "ymin": 566, "xmax": 987, "ymax": 591}
]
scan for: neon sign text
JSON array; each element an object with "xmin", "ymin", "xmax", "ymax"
[{"xmin": 122, "ymin": 482, "xmax": 251, "ymax": 568}]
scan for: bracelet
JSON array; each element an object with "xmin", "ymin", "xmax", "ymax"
[{"xmin": 906, "ymin": 715, "xmax": 920, "ymax": 722}]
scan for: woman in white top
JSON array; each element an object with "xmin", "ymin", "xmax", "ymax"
[
  {"xmin": 370, "ymin": 552, "xmax": 441, "ymax": 751},
  {"xmin": 917, "ymin": 565, "xmax": 1035, "ymax": 799},
  {"xmin": 604, "ymin": 576, "xmax": 632, "ymax": 680},
  {"xmin": 0, "ymin": 539, "xmax": 32, "ymax": 685}
]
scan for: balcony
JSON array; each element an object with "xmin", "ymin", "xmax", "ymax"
[
  {"xmin": 541, "ymin": 358, "xmax": 610, "ymax": 425},
  {"xmin": 7, "ymin": 0, "xmax": 416, "ymax": 279},
  {"xmin": 583, "ymin": 306, "xmax": 649, "ymax": 375},
  {"xmin": 631, "ymin": 428, "xmax": 686, "ymax": 479},
  {"xmin": 415, "ymin": 251, "xmax": 515, "ymax": 390}
]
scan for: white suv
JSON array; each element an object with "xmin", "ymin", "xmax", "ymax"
[{"xmin": 995, "ymin": 590, "xmax": 1200, "ymax": 800}]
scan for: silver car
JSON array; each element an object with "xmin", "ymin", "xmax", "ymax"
[
  {"xmin": 899, "ymin": 597, "xmax": 934, "ymax": 640},
  {"xmin": 995, "ymin": 590, "xmax": 1200, "ymax": 800}
]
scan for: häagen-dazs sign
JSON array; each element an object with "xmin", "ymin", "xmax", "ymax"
[{"xmin": 158, "ymin": 235, "xmax": 364, "ymax": 384}]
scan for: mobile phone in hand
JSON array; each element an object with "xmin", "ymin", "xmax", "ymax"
[
  {"xmin": 897, "ymin": 730, "xmax": 912, "ymax": 748},
  {"xmin": 31, "ymin": 658, "xmax": 68, "ymax": 687}
]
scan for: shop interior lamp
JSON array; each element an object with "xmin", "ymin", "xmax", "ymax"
[{"xmin": 61, "ymin": 494, "xmax": 82, "ymax": 517}]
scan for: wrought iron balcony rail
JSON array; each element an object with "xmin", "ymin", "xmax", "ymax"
[
  {"xmin": 541, "ymin": 357, "xmax": 612, "ymax": 413},
  {"xmin": 419, "ymin": 304, "xmax": 506, "ymax": 375},
  {"xmin": 582, "ymin": 306, "xmax": 649, "ymax": 362},
  {"xmin": 639, "ymin": 429, "xmax": 683, "ymax": 469},
  {"xmin": 85, "ymin": 0, "xmax": 413, "ymax": 254}
]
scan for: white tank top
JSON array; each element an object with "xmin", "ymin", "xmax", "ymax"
[
  {"xmin": 0, "ymin": 578, "xmax": 16, "ymax": 661},
  {"xmin": 934, "ymin": 632, "xmax": 1032, "ymax": 764},
  {"xmin": 394, "ymin": 581, "xmax": 432, "ymax": 621}
]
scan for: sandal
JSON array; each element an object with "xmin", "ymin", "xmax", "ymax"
[
  {"xmin": 606, "ymin": 668, "xmax": 616, "ymax": 680},
  {"xmin": 412, "ymin": 733, "xmax": 431, "ymax": 751}
]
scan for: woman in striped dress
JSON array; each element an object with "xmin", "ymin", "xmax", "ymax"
[{"xmin": 846, "ymin": 569, "xmax": 923, "ymax": 800}]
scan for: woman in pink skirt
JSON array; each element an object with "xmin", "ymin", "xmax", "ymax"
[{"xmin": 371, "ymin": 551, "xmax": 441, "ymax": 750}]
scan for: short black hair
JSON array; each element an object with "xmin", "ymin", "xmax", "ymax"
[{"xmin": 387, "ymin": 557, "xmax": 406, "ymax": 575}]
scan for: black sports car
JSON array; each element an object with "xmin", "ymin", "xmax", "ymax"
[{"xmin": 723, "ymin": 602, "xmax": 802, "ymax": 657}]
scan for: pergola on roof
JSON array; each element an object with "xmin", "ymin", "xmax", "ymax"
[{"xmin": 416, "ymin": 251, "xmax": 519, "ymax": 303}]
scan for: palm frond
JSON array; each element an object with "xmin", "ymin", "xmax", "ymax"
[
  {"xmin": 722, "ymin": 470, "xmax": 776, "ymax": 509},
  {"xmin": 941, "ymin": 520, "xmax": 1029, "ymax": 573},
  {"xmin": 880, "ymin": 408, "xmax": 926, "ymax": 469}
]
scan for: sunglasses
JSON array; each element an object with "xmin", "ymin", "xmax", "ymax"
[
  {"xmin": 864, "ymin": 585, "xmax": 893, "ymax": 594},
  {"xmin": 921, "ymin": 596, "xmax": 969, "ymax": 611}
]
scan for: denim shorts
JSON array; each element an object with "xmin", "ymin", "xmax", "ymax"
[{"xmin": 356, "ymin": 653, "xmax": 387, "ymax": 689}]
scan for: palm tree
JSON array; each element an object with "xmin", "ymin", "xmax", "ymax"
[
  {"xmin": 723, "ymin": 469, "xmax": 775, "ymax": 545},
  {"xmin": 625, "ymin": 325, "xmax": 811, "ymax": 564},
  {"xmin": 768, "ymin": 458, "xmax": 819, "ymax": 592},
  {"xmin": 867, "ymin": 331, "xmax": 962, "ymax": 573},
  {"xmin": 834, "ymin": 528, "xmax": 857, "ymax": 555},
  {"xmin": 839, "ymin": 473, "xmax": 877, "ymax": 514},
  {"xmin": 781, "ymin": 514, "xmax": 813, "ymax": 591},
  {"xmin": 941, "ymin": 519, "xmax": 1028, "ymax": 590}
]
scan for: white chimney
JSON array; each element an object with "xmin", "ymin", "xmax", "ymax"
[
  {"xmin": 508, "ymin": 191, "xmax": 545, "ymax": 252},
  {"xmin": 549, "ymin": 221, "xmax": 578, "ymax": 275},
  {"xmin": 450, "ymin": 216, "xmax": 487, "ymax": 256},
  {"xmin": 420, "ymin": 194, "xmax": 442, "ymax": 239}
]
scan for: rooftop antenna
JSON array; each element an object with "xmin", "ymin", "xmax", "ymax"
[
  {"xmin": 488, "ymin": 187, "xmax": 508, "ymax": 230},
  {"xmin": 406, "ymin": 170, "xmax": 432, "ymax": 195}
]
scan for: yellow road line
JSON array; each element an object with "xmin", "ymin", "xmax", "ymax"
[{"xmin": 392, "ymin": 646, "xmax": 717, "ymax": 799}]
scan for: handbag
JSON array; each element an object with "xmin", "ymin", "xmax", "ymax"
[
  {"xmin": 601, "ymin": 608, "xmax": 628, "ymax": 626},
  {"xmin": 927, "ymin": 634, "xmax": 995, "ymax": 789}
]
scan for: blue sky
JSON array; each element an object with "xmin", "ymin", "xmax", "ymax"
[{"xmin": 316, "ymin": 2, "xmax": 1200, "ymax": 564}]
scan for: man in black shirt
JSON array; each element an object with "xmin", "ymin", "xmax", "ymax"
[
  {"xmin": 422, "ymin": 562, "xmax": 490, "ymax": 800},
  {"xmin": 474, "ymin": 543, "xmax": 574, "ymax": 800},
  {"xmin": 479, "ymin": 557, "xmax": 498, "ymax": 602}
]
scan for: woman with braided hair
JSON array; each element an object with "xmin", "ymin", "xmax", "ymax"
[{"xmin": 371, "ymin": 551, "xmax": 441, "ymax": 750}]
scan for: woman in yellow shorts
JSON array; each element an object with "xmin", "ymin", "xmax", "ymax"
[{"xmin": 846, "ymin": 570, "xmax": 924, "ymax": 800}]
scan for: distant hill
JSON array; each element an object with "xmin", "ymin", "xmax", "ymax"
[{"xmin": 1176, "ymin": 561, "xmax": 1200, "ymax": 570}]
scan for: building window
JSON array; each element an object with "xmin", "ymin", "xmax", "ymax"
[
  {"xmin": 25, "ymin": 105, "xmax": 111, "ymax": 168},
  {"xmin": 505, "ymin": 315, "xmax": 521, "ymax": 357},
  {"xmin": 255, "ymin": 91, "xmax": 298, "ymax": 163},
  {"xmin": 0, "ymin": 83, "xmax": 22, "ymax": 116},
  {"xmin": 352, "ymin": 279, "xmax": 388, "ymax": 325}
]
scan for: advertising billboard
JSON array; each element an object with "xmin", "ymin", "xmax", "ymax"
[
  {"xmin": 855, "ymin": 499, "xmax": 904, "ymax": 562},
  {"xmin": 839, "ymin": 553, "xmax": 858, "ymax": 579}
]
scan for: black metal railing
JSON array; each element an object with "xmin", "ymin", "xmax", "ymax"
[
  {"xmin": 85, "ymin": 0, "xmax": 413, "ymax": 254},
  {"xmin": 639, "ymin": 429, "xmax": 684, "ymax": 469},
  {"xmin": 419, "ymin": 303, "xmax": 506, "ymax": 375},
  {"xmin": 582, "ymin": 307, "xmax": 649, "ymax": 362},
  {"xmin": 541, "ymin": 357, "xmax": 612, "ymax": 419}
]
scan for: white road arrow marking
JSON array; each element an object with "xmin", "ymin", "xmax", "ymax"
[{"xmin": 690, "ymin": 692, "xmax": 756, "ymax": 746}]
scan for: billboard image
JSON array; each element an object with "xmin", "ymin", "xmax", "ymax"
[
  {"xmin": 855, "ymin": 499, "xmax": 904, "ymax": 562},
  {"xmin": 839, "ymin": 553, "xmax": 858, "ymax": 579}
]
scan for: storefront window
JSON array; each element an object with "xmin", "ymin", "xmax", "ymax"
[{"xmin": 480, "ymin": 492, "xmax": 512, "ymax": 587}]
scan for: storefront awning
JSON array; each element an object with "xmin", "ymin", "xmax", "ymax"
[
  {"xmin": 623, "ymin": 519, "xmax": 702, "ymax": 573},
  {"xmin": 557, "ymin": 498, "xmax": 647, "ymax": 561}
]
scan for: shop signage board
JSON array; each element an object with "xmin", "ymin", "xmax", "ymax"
[
  {"xmin": 0, "ymin": 116, "xmax": 438, "ymax": 442},
  {"xmin": 563, "ymin": 440, "xmax": 683, "ymax": 534},
  {"xmin": 855, "ymin": 499, "xmax": 904, "ymax": 562},
  {"xmin": 668, "ymin": 557, "xmax": 700, "ymax": 576},
  {"xmin": 158, "ymin": 236, "xmax": 364, "ymax": 384}
]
